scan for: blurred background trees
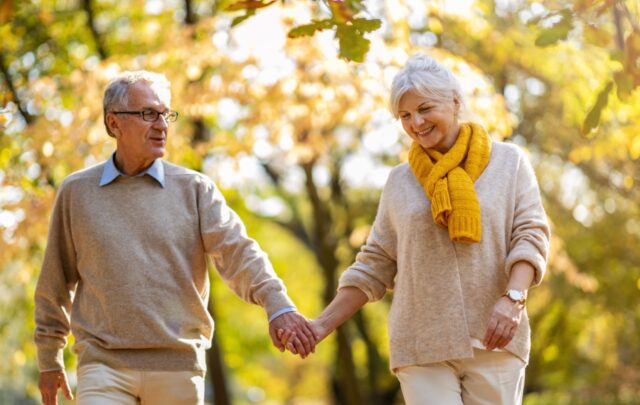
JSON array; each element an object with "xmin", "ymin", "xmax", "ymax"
[{"xmin": 1, "ymin": 0, "xmax": 639, "ymax": 404}]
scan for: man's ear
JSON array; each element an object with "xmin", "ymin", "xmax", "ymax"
[{"xmin": 106, "ymin": 113, "xmax": 120, "ymax": 137}]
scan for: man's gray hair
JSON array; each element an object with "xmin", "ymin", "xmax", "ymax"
[
  {"xmin": 390, "ymin": 54, "xmax": 465, "ymax": 118},
  {"xmin": 103, "ymin": 70, "xmax": 171, "ymax": 137}
]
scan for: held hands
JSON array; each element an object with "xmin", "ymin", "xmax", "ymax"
[
  {"xmin": 269, "ymin": 311, "xmax": 319, "ymax": 359},
  {"xmin": 482, "ymin": 296, "xmax": 525, "ymax": 351},
  {"xmin": 39, "ymin": 370, "xmax": 73, "ymax": 405},
  {"xmin": 272, "ymin": 287, "xmax": 368, "ymax": 358},
  {"xmin": 277, "ymin": 319, "xmax": 331, "ymax": 358}
]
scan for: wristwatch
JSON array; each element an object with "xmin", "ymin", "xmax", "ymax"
[{"xmin": 502, "ymin": 289, "xmax": 527, "ymax": 305}]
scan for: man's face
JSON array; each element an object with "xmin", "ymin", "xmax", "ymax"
[{"xmin": 108, "ymin": 82, "xmax": 170, "ymax": 165}]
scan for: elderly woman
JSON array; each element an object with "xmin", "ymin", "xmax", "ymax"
[{"xmin": 284, "ymin": 54, "xmax": 550, "ymax": 404}]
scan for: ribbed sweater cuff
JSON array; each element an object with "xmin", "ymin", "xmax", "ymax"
[
  {"xmin": 448, "ymin": 213, "xmax": 482, "ymax": 243},
  {"xmin": 262, "ymin": 292, "xmax": 296, "ymax": 320},
  {"xmin": 37, "ymin": 346, "xmax": 65, "ymax": 372}
]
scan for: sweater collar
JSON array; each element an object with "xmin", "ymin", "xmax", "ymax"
[{"xmin": 99, "ymin": 153, "xmax": 165, "ymax": 188}]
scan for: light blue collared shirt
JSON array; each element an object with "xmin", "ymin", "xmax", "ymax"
[{"xmin": 99, "ymin": 153, "xmax": 165, "ymax": 188}]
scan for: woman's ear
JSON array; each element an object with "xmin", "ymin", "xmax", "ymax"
[{"xmin": 453, "ymin": 96, "xmax": 461, "ymax": 117}]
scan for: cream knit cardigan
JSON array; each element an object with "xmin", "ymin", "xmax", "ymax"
[{"xmin": 339, "ymin": 142, "xmax": 550, "ymax": 371}]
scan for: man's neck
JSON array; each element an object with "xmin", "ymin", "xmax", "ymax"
[{"xmin": 114, "ymin": 151, "xmax": 155, "ymax": 176}]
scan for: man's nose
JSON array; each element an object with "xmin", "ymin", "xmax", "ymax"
[{"xmin": 153, "ymin": 115, "xmax": 169, "ymax": 130}]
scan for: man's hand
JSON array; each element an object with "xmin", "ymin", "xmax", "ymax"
[
  {"xmin": 39, "ymin": 370, "xmax": 73, "ymax": 405},
  {"xmin": 278, "ymin": 319, "xmax": 332, "ymax": 356},
  {"xmin": 269, "ymin": 311, "xmax": 318, "ymax": 358},
  {"xmin": 483, "ymin": 296, "xmax": 524, "ymax": 351}
]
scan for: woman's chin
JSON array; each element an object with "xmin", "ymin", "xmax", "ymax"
[{"xmin": 415, "ymin": 138, "xmax": 435, "ymax": 149}]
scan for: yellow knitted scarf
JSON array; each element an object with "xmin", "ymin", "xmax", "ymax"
[{"xmin": 408, "ymin": 123, "xmax": 492, "ymax": 243}]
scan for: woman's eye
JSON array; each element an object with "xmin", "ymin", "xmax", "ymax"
[
  {"xmin": 419, "ymin": 108, "xmax": 431, "ymax": 113},
  {"xmin": 400, "ymin": 114, "xmax": 410, "ymax": 120}
]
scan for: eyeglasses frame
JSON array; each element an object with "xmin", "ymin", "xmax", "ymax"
[{"xmin": 111, "ymin": 110, "xmax": 179, "ymax": 123}]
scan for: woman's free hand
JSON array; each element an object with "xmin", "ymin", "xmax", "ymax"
[{"xmin": 482, "ymin": 296, "xmax": 524, "ymax": 351}]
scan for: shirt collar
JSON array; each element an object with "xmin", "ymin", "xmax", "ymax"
[{"xmin": 99, "ymin": 153, "xmax": 165, "ymax": 188}]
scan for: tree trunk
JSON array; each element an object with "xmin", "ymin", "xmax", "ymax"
[
  {"xmin": 0, "ymin": 52, "xmax": 33, "ymax": 125},
  {"xmin": 333, "ymin": 325, "xmax": 363, "ymax": 405},
  {"xmin": 206, "ymin": 284, "xmax": 232, "ymax": 405},
  {"xmin": 206, "ymin": 335, "xmax": 232, "ymax": 405},
  {"xmin": 81, "ymin": 0, "xmax": 108, "ymax": 59},
  {"xmin": 184, "ymin": 0, "xmax": 197, "ymax": 25},
  {"xmin": 302, "ymin": 160, "xmax": 363, "ymax": 405}
]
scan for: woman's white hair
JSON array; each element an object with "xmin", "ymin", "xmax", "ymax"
[
  {"xmin": 390, "ymin": 54, "xmax": 465, "ymax": 118},
  {"xmin": 103, "ymin": 70, "xmax": 171, "ymax": 137}
]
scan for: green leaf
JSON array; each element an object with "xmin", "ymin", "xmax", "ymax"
[
  {"xmin": 614, "ymin": 71, "xmax": 633, "ymax": 101},
  {"xmin": 351, "ymin": 18, "xmax": 382, "ymax": 33},
  {"xmin": 288, "ymin": 23, "xmax": 320, "ymax": 38},
  {"xmin": 288, "ymin": 19, "xmax": 335, "ymax": 38},
  {"xmin": 225, "ymin": 0, "xmax": 275, "ymax": 11},
  {"xmin": 582, "ymin": 81, "xmax": 613, "ymax": 135},
  {"xmin": 231, "ymin": 9, "xmax": 255, "ymax": 27},
  {"xmin": 535, "ymin": 10, "xmax": 573, "ymax": 47},
  {"xmin": 535, "ymin": 22, "xmax": 572, "ymax": 46},
  {"xmin": 336, "ymin": 24, "xmax": 370, "ymax": 62}
]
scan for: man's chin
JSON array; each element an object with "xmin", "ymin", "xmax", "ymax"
[{"xmin": 152, "ymin": 148, "xmax": 166, "ymax": 158}]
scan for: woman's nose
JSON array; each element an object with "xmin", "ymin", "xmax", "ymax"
[{"xmin": 412, "ymin": 114, "xmax": 424, "ymax": 128}]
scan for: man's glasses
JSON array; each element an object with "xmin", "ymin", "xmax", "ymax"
[{"xmin": 112, "ymin": 110, "xmax": 179, "ymax": 122}]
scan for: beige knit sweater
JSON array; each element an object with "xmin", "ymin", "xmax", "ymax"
[
  {"xmin": 34, "ymin": 160, "xmax": 295, "ymax": 372},
  {"xmin": 339, "ymin": 142, "xmax": 550, "ymax": 371}
]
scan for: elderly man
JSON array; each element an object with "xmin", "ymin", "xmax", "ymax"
[{"xmin": 34, "ymin": 71, "xmax": 316, "ymax": 405}]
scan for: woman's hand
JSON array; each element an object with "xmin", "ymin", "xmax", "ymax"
[
  {"xmin": 270, "ymin": 312, "xmax": 318, "ymax": 358},
  {"xmin": 482, "ymin": 296, "xmax": 524, "ymax": 351},
  {"xmin": 277, "ymin": 318, "xmax": 331, "ymax": 356}
]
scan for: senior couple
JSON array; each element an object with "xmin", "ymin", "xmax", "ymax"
[{"xmin": 34, "ymin": 54, "xmax": 549, "ymax": 405}]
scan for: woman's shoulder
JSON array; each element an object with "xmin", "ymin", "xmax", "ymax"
[
  {"xmin": 491, "ymin": 140, "xmax": 524, "ymax": 155},
  {"xmin": 386, "ymin": 162, "xmax": 414, "ymax": 184},
  {"xmin": 490, "ymin": 140, "xmax": 529, "ymax": 166}
]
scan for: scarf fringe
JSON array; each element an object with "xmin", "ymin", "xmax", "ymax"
[{"xmin": 431, "ymin": 179, "xmax": 451, "ymax": 227}]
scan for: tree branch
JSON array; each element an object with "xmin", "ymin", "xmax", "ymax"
[
  {"xmin": 259, "ymin": 161, "xmax": 313, "ymax": 249},
  {"xmin": 613, "ymin": 1, "xmax": 626, "ymax": 51},
  {"xmin": 616, "ymin": 0, "xmax": 640, "ymax": 33},
  {"xmin": 0, "ymin": 51, "xmax": 34, "ymax": 125}
]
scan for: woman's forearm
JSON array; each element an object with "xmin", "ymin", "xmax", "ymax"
[
  {"xmin": 314, "ymin": 287, "xmax": 369, "ymax": 341},
  {"xmin": 507, "ymin": 261, "xmax": 535, "ymax": 292}
]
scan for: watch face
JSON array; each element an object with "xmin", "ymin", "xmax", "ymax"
[{"xmin": 508, "ymin": 290, "xmax": 524, "ymax": 301}]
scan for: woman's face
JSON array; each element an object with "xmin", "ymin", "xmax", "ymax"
[{"xmin": 398, "ymin": 89, "xmax": 460, "ymax": 153}]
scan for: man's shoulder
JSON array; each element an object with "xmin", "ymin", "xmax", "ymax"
[
  {"xmin": 59, "ymin": 162, "xmax": 106, "ymax": 189},
  {"xmin": 162, "ymin": 160, "xmax": 214, "ymax": 186}
]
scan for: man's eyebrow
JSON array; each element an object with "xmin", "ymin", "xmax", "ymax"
[{"xmin": 141, "ymin": 107, "xmax": 168, "ymax": 112}]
